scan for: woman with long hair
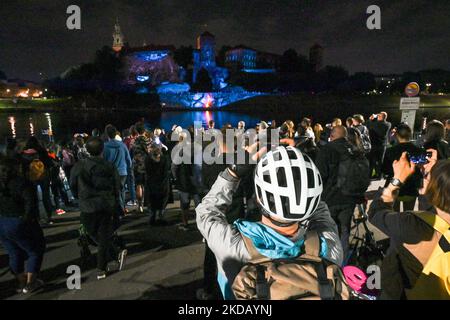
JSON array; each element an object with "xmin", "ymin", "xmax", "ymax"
[
  {"xmin": 0, "ymin": 156, "xmax": 46, "ymax": 294},
  {"xmin": 368, "ymin": 150, "xmax": 450, "ymax": 299},
  {"xmin": 423, "ymin": 120, "xmax": 449, "ymax": 160}
]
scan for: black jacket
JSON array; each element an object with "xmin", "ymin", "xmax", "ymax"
[
  {"xmin": 315, "ymin": 138, "xmax": 364, "ymax": 206},
  {"xmin": 382, "ymin": 142, "xmax": 423, "ymax": 197},
  {"xmin": 171, "ymin": 143, "xmax": 201, "ymax": 194},
  {"xmin": 367, "ymin": 119, "xmax": 392, "ymax": 147},
  {"xmin": 145, "ymin": 153, "xmax": 171, "ymax": 194},
  {"xmin": 70, "ymin": 157, "xmax": 120, "ymax": 213},
  {"xmin": 368, "ymin": 190, "xmax": 435, "ymax": 299},
  {"xmin": 0, "ymin": 176, "xmax": 39, "ymax": 221}
]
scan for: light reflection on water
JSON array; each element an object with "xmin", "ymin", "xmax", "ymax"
[{"xmin": 0, "ymin": 110, "xmax": 259, "ymax": 143}]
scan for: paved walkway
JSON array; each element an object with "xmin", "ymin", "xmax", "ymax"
[{"xmin": 0, "ymin": 180, "xmax": 390, "ymax": 300}]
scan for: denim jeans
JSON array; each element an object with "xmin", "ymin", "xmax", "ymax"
[
  {"xmin": 126, "ymin": 171, "xmax": 136, "ymax": 202},
  {"xmin": 179, "ymin": 192, "xmax": 201, "ymax": 210},
  {"xmin": 119, "ymin": 175, "xmax": 128, "ymax": 213},
  {"xmin": 0, "ymin": 217, "xmax": 46, "ymax": 274},
  {"xmin": 36, "ymin": 177, "xmax": 54, "ymax": 219},
  {"xmin": 328, "ymin": 204, "xmax": 355, "ymax": 261}
]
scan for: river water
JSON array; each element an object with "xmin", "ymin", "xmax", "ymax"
[
  {"xmin": 1, "ymin": 104, "xmax": 448, "ymax": 144},
  {"xmin": 0, "ymin": 110, "xmax": 260, "ymax": 143}
]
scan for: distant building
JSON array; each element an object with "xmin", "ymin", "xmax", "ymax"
[
  {"xmin": 194, "ymin": 31, "xmax": 216, "ymax": 69},
  {"xmin": 0, "ymin": 79, "xmax": 43, "ymax": 98},
  {"xmin": 109, "ymin": 21, "xmax": 282, "ymax": 90},
  {"xmin": 309, "ymin": 44, "xmax": 323, "ymax": 72},
  {"xmin": 225, "ymin": 46, "xmax": 257, "ymax": 70},
  {"xmin": 225, "ymin": 46, "xmax": 280, "ymax": 73},
  {"xmin": 112, "ymin": 19, "xmax": 125, "ymax": 53},
  {"xmin": 192, "ymin": 31, "xmax": 228, "ymax": 90}
]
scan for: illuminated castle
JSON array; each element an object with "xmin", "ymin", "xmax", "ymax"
[
  {"xmin": 192, "ymin": 32, "xmax": 228, "ymax": 90},
  {"xmin": 112, "ymin": 19, "xmax": 284, "ymax": 90}
]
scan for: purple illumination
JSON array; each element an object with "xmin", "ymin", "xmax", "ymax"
[{"xmin": 135, "ymin": 51, "xmax": 169, "ymax": 62}]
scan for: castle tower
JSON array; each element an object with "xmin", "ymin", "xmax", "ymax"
[
  {"xmin": 197, "ymin": 31, "xmax": 216, "ymax": 68},
  {"xmin": 309, "ymin": 43, "xmax": 323, "ymax": 72},
  {"xmin": 112, "ymin": 18, "xmax": 124, "ymax": 52}
]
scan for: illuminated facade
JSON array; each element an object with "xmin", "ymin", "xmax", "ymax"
[
  {"xmin": 110, "ymin": 22, "xmax": 270, "ymax": 107},
  {"xmin": 192, "ymin": 32, "xmax": 229, "ymax": 90},
  {"xmin": 225, "ymin": 46, "xmax": 280, "ymax": 72}
]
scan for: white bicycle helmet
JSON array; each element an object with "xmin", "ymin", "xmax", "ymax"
[{"xmin": 254, "ymin": 146, "xmax": 323, "ymax": 222}]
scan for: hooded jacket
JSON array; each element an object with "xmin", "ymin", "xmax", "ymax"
[
  {"xmin": 196, "ymin": 169, "xmax": 343, "ymax": 300},
  {"xmin": 0, "ymin": 176, "xmax": 39, "ymax": 221},
  {"xmin": 70, "ymin": 157, "xmax": 120, "ymax": 213},
  {"xmin": 315, "ymin": 137, "xmax": 367, "ymax": 206},
  {"xmin": 103, "ymin": 139, "xmax": 132, "ymax": 176}
]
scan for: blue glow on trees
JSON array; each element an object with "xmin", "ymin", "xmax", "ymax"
[
  {"xmin": 241, "ymin": 69, "xmax": 276, "ymax": 74},
  {"xmin": 135, "ymin": 51, "xmax": 169, "ymax": 62},
  {"xmin": 136, "ymin": 75, "xmax": 150, "ymax": 82}
]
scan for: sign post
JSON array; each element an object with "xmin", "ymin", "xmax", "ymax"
[{"xmin": 400, "ymin": 82, "xmax": 421, "ymax": 130}]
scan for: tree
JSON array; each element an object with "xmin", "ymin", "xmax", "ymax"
[
  {"xmin": 279, "ymin": 49, "xmax": 299, "ymax": 72},
  {"xmin": 323, "ymin": 65, "xmax": 349, "ymax": 91},
  {"xmin": 349, "ymin": 72, "xmax": 376, "ymax": 92},
  {"xmin": 216, "ymin": 45, "xmax": 232, "ymax": 67},
  {"xmin": 278, "ymin": 49, "xmax": 311, "ymax": 73},
  {"xmin": 174, "ymin": 45, "xmax": 194, "ymax": 68},
  {"xmin": 0, "ymin": 70, "xmax": 6, "ymax": 80},
  {"xmin": 93, "ymin": 46, "xmax": 123, "ymax": 82},
  {"xmin": 192, "ymin": 68, "xmax": 213, "ymax": 92}
]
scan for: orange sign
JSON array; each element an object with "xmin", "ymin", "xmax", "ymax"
[{"xmin": 405, "ymin": 82, "xmax": 420, "ymax": 97}]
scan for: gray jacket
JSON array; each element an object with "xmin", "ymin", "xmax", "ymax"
[{"xmin": 196, "ymin": 169, "xmax": 343, "ymax": 299}]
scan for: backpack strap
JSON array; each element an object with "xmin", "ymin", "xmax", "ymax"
[
  {"xmin": 315, "ymin": 261, "xmax": 335, "ymax": 300},
  {"xmin": 241, "ymin": 235, "xmax": 271, "ymax": 299},
  {"xmin": 255, "ymin": 265, "xmax": 270, "ymax": 300},
  {"xmin": 303, "ymin": 231, "xmax": 335, "ymax": 299},
  {"xmin": 303, "ymin": 230, "xmax": 321, "ymax": 258}
]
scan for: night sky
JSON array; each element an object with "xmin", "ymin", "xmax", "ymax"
[{"xmin": 1, "ymin": 0, "xmax": 449, "ymax": 81}]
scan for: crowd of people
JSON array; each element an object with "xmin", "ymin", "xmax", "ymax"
[{"xmin": 0, "ymin": 112, "xmax": 449, "ymax": 299}]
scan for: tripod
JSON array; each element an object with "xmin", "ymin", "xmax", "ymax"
[{"xmin": 344, "ymin": 203, "xmax": 386, "ymax": 269}]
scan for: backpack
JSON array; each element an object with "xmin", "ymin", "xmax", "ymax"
[
  {"xmin": 357, "ymin": 125, "xmax": 372, "ymax": 154},
  {"xmin": 336, "ymin": 148, "xmax": 370, "ymax": 197},
  {"xmin": 405, "ymin": 212, "xmax": 450, "ymax": 300},
  {"xmin": 232, "ymin": 231, "xmax": 351, "ymax": 300},
  {"xmin": 29, "ymin": 159, "xmax": 46, "ymax": 182},
  {"xmin": 132, "ymin": 137, "xmax": 150, "ymax": 174}
]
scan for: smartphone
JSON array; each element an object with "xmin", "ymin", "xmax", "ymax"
[{"xmin": 408, "ymin": 151, "xmax": 432, "ymax": 164}]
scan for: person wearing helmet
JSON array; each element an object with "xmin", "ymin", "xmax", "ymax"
[{"xmin": 196, "ymin": 145, "xmax": 343, "ymax": 299}]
